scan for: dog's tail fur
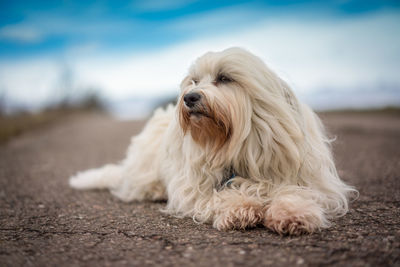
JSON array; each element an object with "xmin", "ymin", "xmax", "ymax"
[
  {"xmin": 69, "ymin": 164, "xmax": 123, "ymax": 190},
  {"xmin": 69, "ymin": 105, "xmax": 174, "ymax": 200}
]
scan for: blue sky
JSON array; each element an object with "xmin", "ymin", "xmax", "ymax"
[
  {"xmin": 1, "ymin": 0, "xmax": 399, "ymax": 58},
  {"xmin": 0, "ymin": 0, "xmax": 399, "ymax": 117}
]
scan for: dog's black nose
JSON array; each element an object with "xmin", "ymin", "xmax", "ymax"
[{"xmin": 183, "ymin": 92, "xmax": 201, "ymax": 108}]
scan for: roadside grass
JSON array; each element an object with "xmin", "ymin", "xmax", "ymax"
[{"xmin": 0, "ymin": 94, "xmax": 105, "ymax": 144}]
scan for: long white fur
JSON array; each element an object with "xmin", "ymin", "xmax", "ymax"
[{"xmin": 70, "ymin": 47, "xmax": 357, "ymax": 235}]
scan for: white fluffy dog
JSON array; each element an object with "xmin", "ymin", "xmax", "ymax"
[{"xmin": 70, "ymin": 47, "xmax": 356, "ymax": 235}]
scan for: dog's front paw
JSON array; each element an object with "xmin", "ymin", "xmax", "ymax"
[
  {"xmin": 213, "ymin": 202, "xmax": 264, "ymax": 230},
  {"xmin": 263, "ymin": 198, "xmax": 326, "ymax": 235},
  {"xmin": 263, "ymin": 214, "xmax": 312, "ymax": 236}
]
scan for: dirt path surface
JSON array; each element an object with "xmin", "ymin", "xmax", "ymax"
[{"xmin": 1, "ymin": 112, "xmax": 399, "ymax": 266}]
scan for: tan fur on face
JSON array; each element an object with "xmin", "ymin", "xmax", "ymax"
[{"xmin": 178, "ymin": 93, "xmax": 232, "ymax": 151}]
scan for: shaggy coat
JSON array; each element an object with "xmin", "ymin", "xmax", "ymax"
[{"xmin": 70, "ymin": 48, "xmax": 356, "ymax": 235}]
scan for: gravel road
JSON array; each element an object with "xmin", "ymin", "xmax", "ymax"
[{"xmin": 0, "ymin": 111, "xmax": 399, "ymax": 266}]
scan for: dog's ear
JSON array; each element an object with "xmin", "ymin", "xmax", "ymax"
[
  {"xmin": 238, "ymin": 109, "xmax": 302, "ymax": 184},
  {"xmin": 234, "ymin": 80, "xmax": 304, "ymax": 184}
]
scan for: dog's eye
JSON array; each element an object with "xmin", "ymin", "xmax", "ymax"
[
  {"xmin": 216, "ymin": 74, "xmax": 233, "ymax": 84},
  {"xmin": 191, "ymin": 79, "xmax": 199, "ymax": 85}
]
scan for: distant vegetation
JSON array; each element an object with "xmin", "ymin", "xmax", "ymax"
[
  {"xmin": 0, "ymin": 64, "xmax": 109, "ymax": 144},
  {"xmin": 319, "ymin": 106, "xmax": 400, "ymax": 115},
  {"xmin": 0, "ymin": 92, "xmax": 105, "ymax": 144}
]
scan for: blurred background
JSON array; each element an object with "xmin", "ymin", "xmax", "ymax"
[{"xmin": 0, "ymin": 0, "xmax": 399, "ymax": 139}]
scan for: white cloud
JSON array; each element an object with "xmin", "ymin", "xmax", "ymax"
[
  {"xmin": 0, "ymin": 9, "xmax": 399, "ymax": 114},
  {"xmin": 0, "ymin": 14, "xmax": 141, "ymax": 45},
  {"xmin": 0, "ymin": 58, "xmax": 61, "ymax": 110},
  {"xmin": 72, "ymin": 10, "xmax": 400, "ymax": 97},
  {"xmin": 0, "ymin": 24, "xmax": 42, "ymax": 43},
  {"xmin": 165, "ymin": 4, "xmax": 265, "ymax": 35}
]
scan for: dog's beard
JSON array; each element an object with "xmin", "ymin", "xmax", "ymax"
[{"xmin": 178, "ymin": 96, "xmax": 232, "ymax": 151}]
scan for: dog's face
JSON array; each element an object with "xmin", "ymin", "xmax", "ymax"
[
  {"xmin": 178, "ymin": 47, "xmax": 279, "ymax": 152},
  {"xmin": 178, "ymin": 48, "xmax": 247, "ymax": 151}
]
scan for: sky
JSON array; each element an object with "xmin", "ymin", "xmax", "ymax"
[{"xmin": 0, "ymin": 0, "xmax": 399, "ymax": 118}]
